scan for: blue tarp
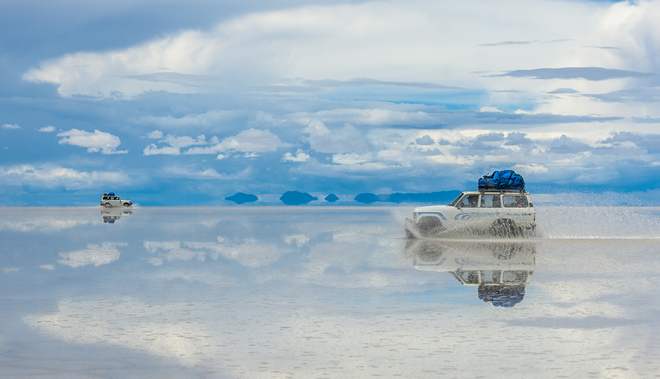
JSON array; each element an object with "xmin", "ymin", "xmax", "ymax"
[{"xmin": 478, "ymin": 170, "xmax": 525, "ymax": 191}]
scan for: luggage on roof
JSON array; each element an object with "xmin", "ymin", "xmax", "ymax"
[{"xmin": 478, "ymin": 170, "xmax": 525, "ymax": 191}]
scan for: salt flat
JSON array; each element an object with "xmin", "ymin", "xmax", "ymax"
[{"xmin": 1, "ymin": 207, "xmax": 659, "ymax": 378}]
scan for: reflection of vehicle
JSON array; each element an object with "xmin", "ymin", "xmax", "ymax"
[
  {"xmin": 405, "ymin": 191, "xmax": 535, "ymax": 238},
  {"xmin": 101, "ymin": 209, "xmax": 132, "ymax": 223},
  {"xmin": 406, "ymin": 240, "xmax": 536, "ymax": 307},
  {"xmin": 100, "ymin": 192, "xmax": 132, "ymax": 208}
]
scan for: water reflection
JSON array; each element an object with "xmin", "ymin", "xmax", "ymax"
[
  {"xmin": 100, "ymin": 208, "xmax": 132, "ymax": 223},
  {"xmin": 406, "ymin": 240, "xmax": 535, "ymax": 307}
]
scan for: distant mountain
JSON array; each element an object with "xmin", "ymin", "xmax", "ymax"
[
  {"xmin": 280, "ymin": 191, "xmax": 318, "ymax": 205},
  {"xmin": 325, "ymin": 194, "xmax": 339, "ymax": 202},
  {"xmin": 225, "ymin": 192, "xmax": 258, "ymax": 204},
  {"xmin": 355, "ymin": 191, "xmax": 462, "ymax": 204}
]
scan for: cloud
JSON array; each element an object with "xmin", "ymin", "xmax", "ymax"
[
  {"xmin": 0, "ymin": 164, "xmax": 130, "ymax": 190},
  {"xmin": 281, "ymin": 149, "xmax": 310, "ymax": 162},
  {"xmin": 143, "ymin": 134, "xmax": 207, "ymax": 155},
  {"xmin": 147, "ymin": 129, "xmax": 288, "ymax": 156},
  {"xmin": 162, "ymin": 166, "xmax": 252, "ymax": 180},
  {"xmin": 415, "ymin": 135, "xmax": 435, "ymax": 145},
  {"xmin": 549, "ymin": 135, "xmax": 592, "ymax": 154},
  {"xmin": 57, "ymin": 242, "xmax": 126, "ymax": 268},
  {"xmin": 584, "ymin": 88, "xmax": 660, "ymax": 103},
  {"xmin": 600, "ymin": 132, "xmax": 660, "ymax": 151},
  {"xmin": 548, "ymin": 88, "xmax": 579, "ymax": 94},
  {"xmin": 479, "ymin": 107, "xmax": 503, "ymax": 113},
  {"xmin": 2, "ymin": 123, "xmax": 21, "ymax": 130},
  {"xmin": 296, "ymin": 77, "xmax": 459, "ymax": 90},
  {"xmin": 135, "ymin": 110, "xmax": 241, "ymax": 128},
  {"xmin": 38, "ymin": 126, "xmax": 56, "ymax": 132},
  {"xmin": 146, "ymin": 130, "xmax": 163, "ymax": 139},
  {"xmin": 57, "ymin": 129, "xmax": 127, "ymax": 154},
  {"xmin": 2, "ymin": 267, "xmax": 20, "ymax": 273},
  {"xmin": 494, "ymin": 67, "xmax": 657, "ymax": 81},
  {"xmin": 304, "ymin": 120, "xmax": 368, "ymax": 153}
]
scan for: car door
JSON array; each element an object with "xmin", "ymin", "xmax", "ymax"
[
  {"xmin": 478, "ymin": 194, "xmax": 502, "ymax": 227},
  {"xmin": 456, "ymin": 194, "xmax": 480, "ymax": 224}
]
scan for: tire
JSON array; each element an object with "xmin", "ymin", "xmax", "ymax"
[
  {"xmin": 103, "ymin": 203, "xmax": 112, "ymax": 208},
  {"xmin": 491, "ymin": 219, "xmax": 520, "ymax": 238},
  {"xmin": 123, "ymin": 203, "xmax": 131, "ymax": 207},
  {"xmin": 417, "ymin": 216, "xmax": 444, "ymax": 238}
]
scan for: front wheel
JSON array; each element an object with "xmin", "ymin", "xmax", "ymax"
[{"xmin": 123, "ymin": 203, "xmax": 131, "ymax": 207}]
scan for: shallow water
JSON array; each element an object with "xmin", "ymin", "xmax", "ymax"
[{"xmin": 1, "ymin": 207, "xmax": 659, "ymax": 378}]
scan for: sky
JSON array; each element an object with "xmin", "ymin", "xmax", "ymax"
[{"xmin": 2, "ymin": 0, "xmax": 660, "ymax": 206}]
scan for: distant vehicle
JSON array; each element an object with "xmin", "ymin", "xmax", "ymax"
[
  {"xmin": 405, "ymin": 170, "xmax": 535, "ymax": 238},
  {"xmin": 100, "ymin": 192, "xmax": 132, "ymax": 208}
]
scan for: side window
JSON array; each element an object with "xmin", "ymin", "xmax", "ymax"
[
  {"xmin": 458, "ymin": 270, "xmax": 479, "ymax": 284},
  {"xmin": 480, "ymin": 194, "xmax": 501, "ymax": 208},
  {"xmin": 460, "ymin": 194, "xmax": 479, "ymax": 208},
  {"xmin": 503, "ymin": 195, "xmax": 528, "ymax": 208}
]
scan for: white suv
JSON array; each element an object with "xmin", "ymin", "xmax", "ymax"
[
  {"xmin": 406, "ymin": 191, "xmax": 535, "ymax": 237},
  {"xmin": 100, "ymin": 193, "xmax": 133, "ymax": 208}
]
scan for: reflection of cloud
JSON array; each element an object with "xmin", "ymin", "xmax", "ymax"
[
  {"xmin": 58, "ymin": 242, "xmax": 125, "ymax": 268},
  {"xmin": 145, "ymin": 238, "xmax": 286, "ymax": 268},
  {"xmin": 24, "ymin": 298, "xmax": 211, "ymax": 365}
]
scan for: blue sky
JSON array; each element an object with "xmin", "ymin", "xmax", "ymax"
[{"xmin": 2, "ymin": 0, "xmax": 660, "ymax": 206}]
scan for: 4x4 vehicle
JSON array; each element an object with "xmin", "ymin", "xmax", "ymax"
[
  {"xmin": 405, "ymin": 190, "xmax": 535, "ymax": 237},
  {"xmin": 100, "ymin": 192, "xmax": 132, "ymax": 208}
]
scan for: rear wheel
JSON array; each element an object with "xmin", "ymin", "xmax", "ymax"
[
  {"xmin": 103, "ymin": 203, "xmax": 112, "ymax": 208},
  {"xmin": 491, "ymin": 219, "xmax": 520, "ymax": 238}
]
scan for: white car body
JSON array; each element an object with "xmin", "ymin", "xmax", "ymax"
[
  {"xmin": 407, "ymin": 191, "xmax": 535, "ymax": 237},
  {"xmin": 100, "ymin": 193, "xmax": 132, "ymax": 208}
]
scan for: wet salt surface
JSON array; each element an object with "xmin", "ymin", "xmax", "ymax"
[{"xmin": 1, "ymin": 206, "xmax": 659, "ymax": 378}]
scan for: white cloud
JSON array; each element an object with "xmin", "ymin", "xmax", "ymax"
[
  {"xmin": 479, "ymin": 106, "xmax": 503, "ymax": 113},
  {"xmin": 39, "ymin": 264, "xmax": 55, "ymax": 270},
  {"xmin": 284, "ymin": 234, "xmax": 310, "ymax": 247},
  {"xmin": 39, "ymin": 126, "xmax": 56, "ymax": 132},
  {"xmin": 146, "ymin": 130, "xmax": 163, "ymax": 139},
  {"xmin": 2, "ymin": 123, "xmax": 21, "ymax": 130},
  {"xmin": 143, "ymin": 134, "xmax": 207, "ymax": 155},
  {"xmin": 0, "ymin": 164, "xmax": 130, "ymax": 190},
  {"xmin": 57, "ymin": 242, "xmax": 126, "ymax": 268},
  {"xmin": 281, "ymin": 149, "xmax": 310, "ymax": 162},
  {"xmin": 291, "ymin": 108, "xmax": 442, "ymax": 127},
  {"xmin": 57, "ymin": 129, "xmax": 127, "ymax": 154},
  {"xmin": 135, "ymin": 110, "xmax": 241, "ymax": 127},
  {"xmin": 304, "ymin": 120, "xmax": 367, "ymax": 154},
  {"xmin": 162, "ymin": 166, "xmax": 251, "ymax": 180},
  {"xmin": 21, "ymin": 0, "xmax": 604, "ymax": 100},
  {"xmin": 146, "ymin": 129, "xmax": 289, "ymax": 156},
  {"xmin": 2, "ymin": 267, "xmax": 20, "ymax": 273}
]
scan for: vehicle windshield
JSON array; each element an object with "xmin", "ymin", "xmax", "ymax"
[{"xmin": 449, "ymin": 193, "xmax": 464, "ymax": 206}]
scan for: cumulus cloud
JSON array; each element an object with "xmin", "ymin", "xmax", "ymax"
[
  {"xmin": 57, "ymin": 129, "xmax": 127, "ymax": 154},
  {"xmin": 600, "ymin": 132, "xmax": 660, "ymax": 150},
  {"xmin": 479, "ymin": 107, "xmax": 503, "ymax": 113},
  {"xmin": 146, "ymin": 130, "xmax": 164, "ymax": 139},
  {"xmin": 2, "ymin": 123, "xmax": 21, "ymax": 130},
  {"xmin": 281, "ymin": 149, "xmax": 310, "ymax": 162},
  {"xmin": 415, "ymin": 135, "xmax": 435, "ymax": 145},
  {"xmin": 550, "ymin": 135, "xmax": 592, "ymax": 154},
  {"xmin": 38, "ymin": 126, "xmax": 56, "ymax": 132},
  {"xmin": 162, "ymin": 166, "xmax": 251, "ymax": 180},
  {"xmin": 145, "ymin": 129, "xmax": 288, "ymax": 156},
  {"xmin": 57, "ymin": 242, "xmax": 126, "ymax": 268},
  {"xmin": 143, "ymin": 134, "xmax": 207, "ymax": 155},
  {"xmin": 304, "ymin": 120, "xmax": 368, "ymax": 154},
  {"xmin": 0, "ymin": 164, "xmax": 130, "ymax": 190}
]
